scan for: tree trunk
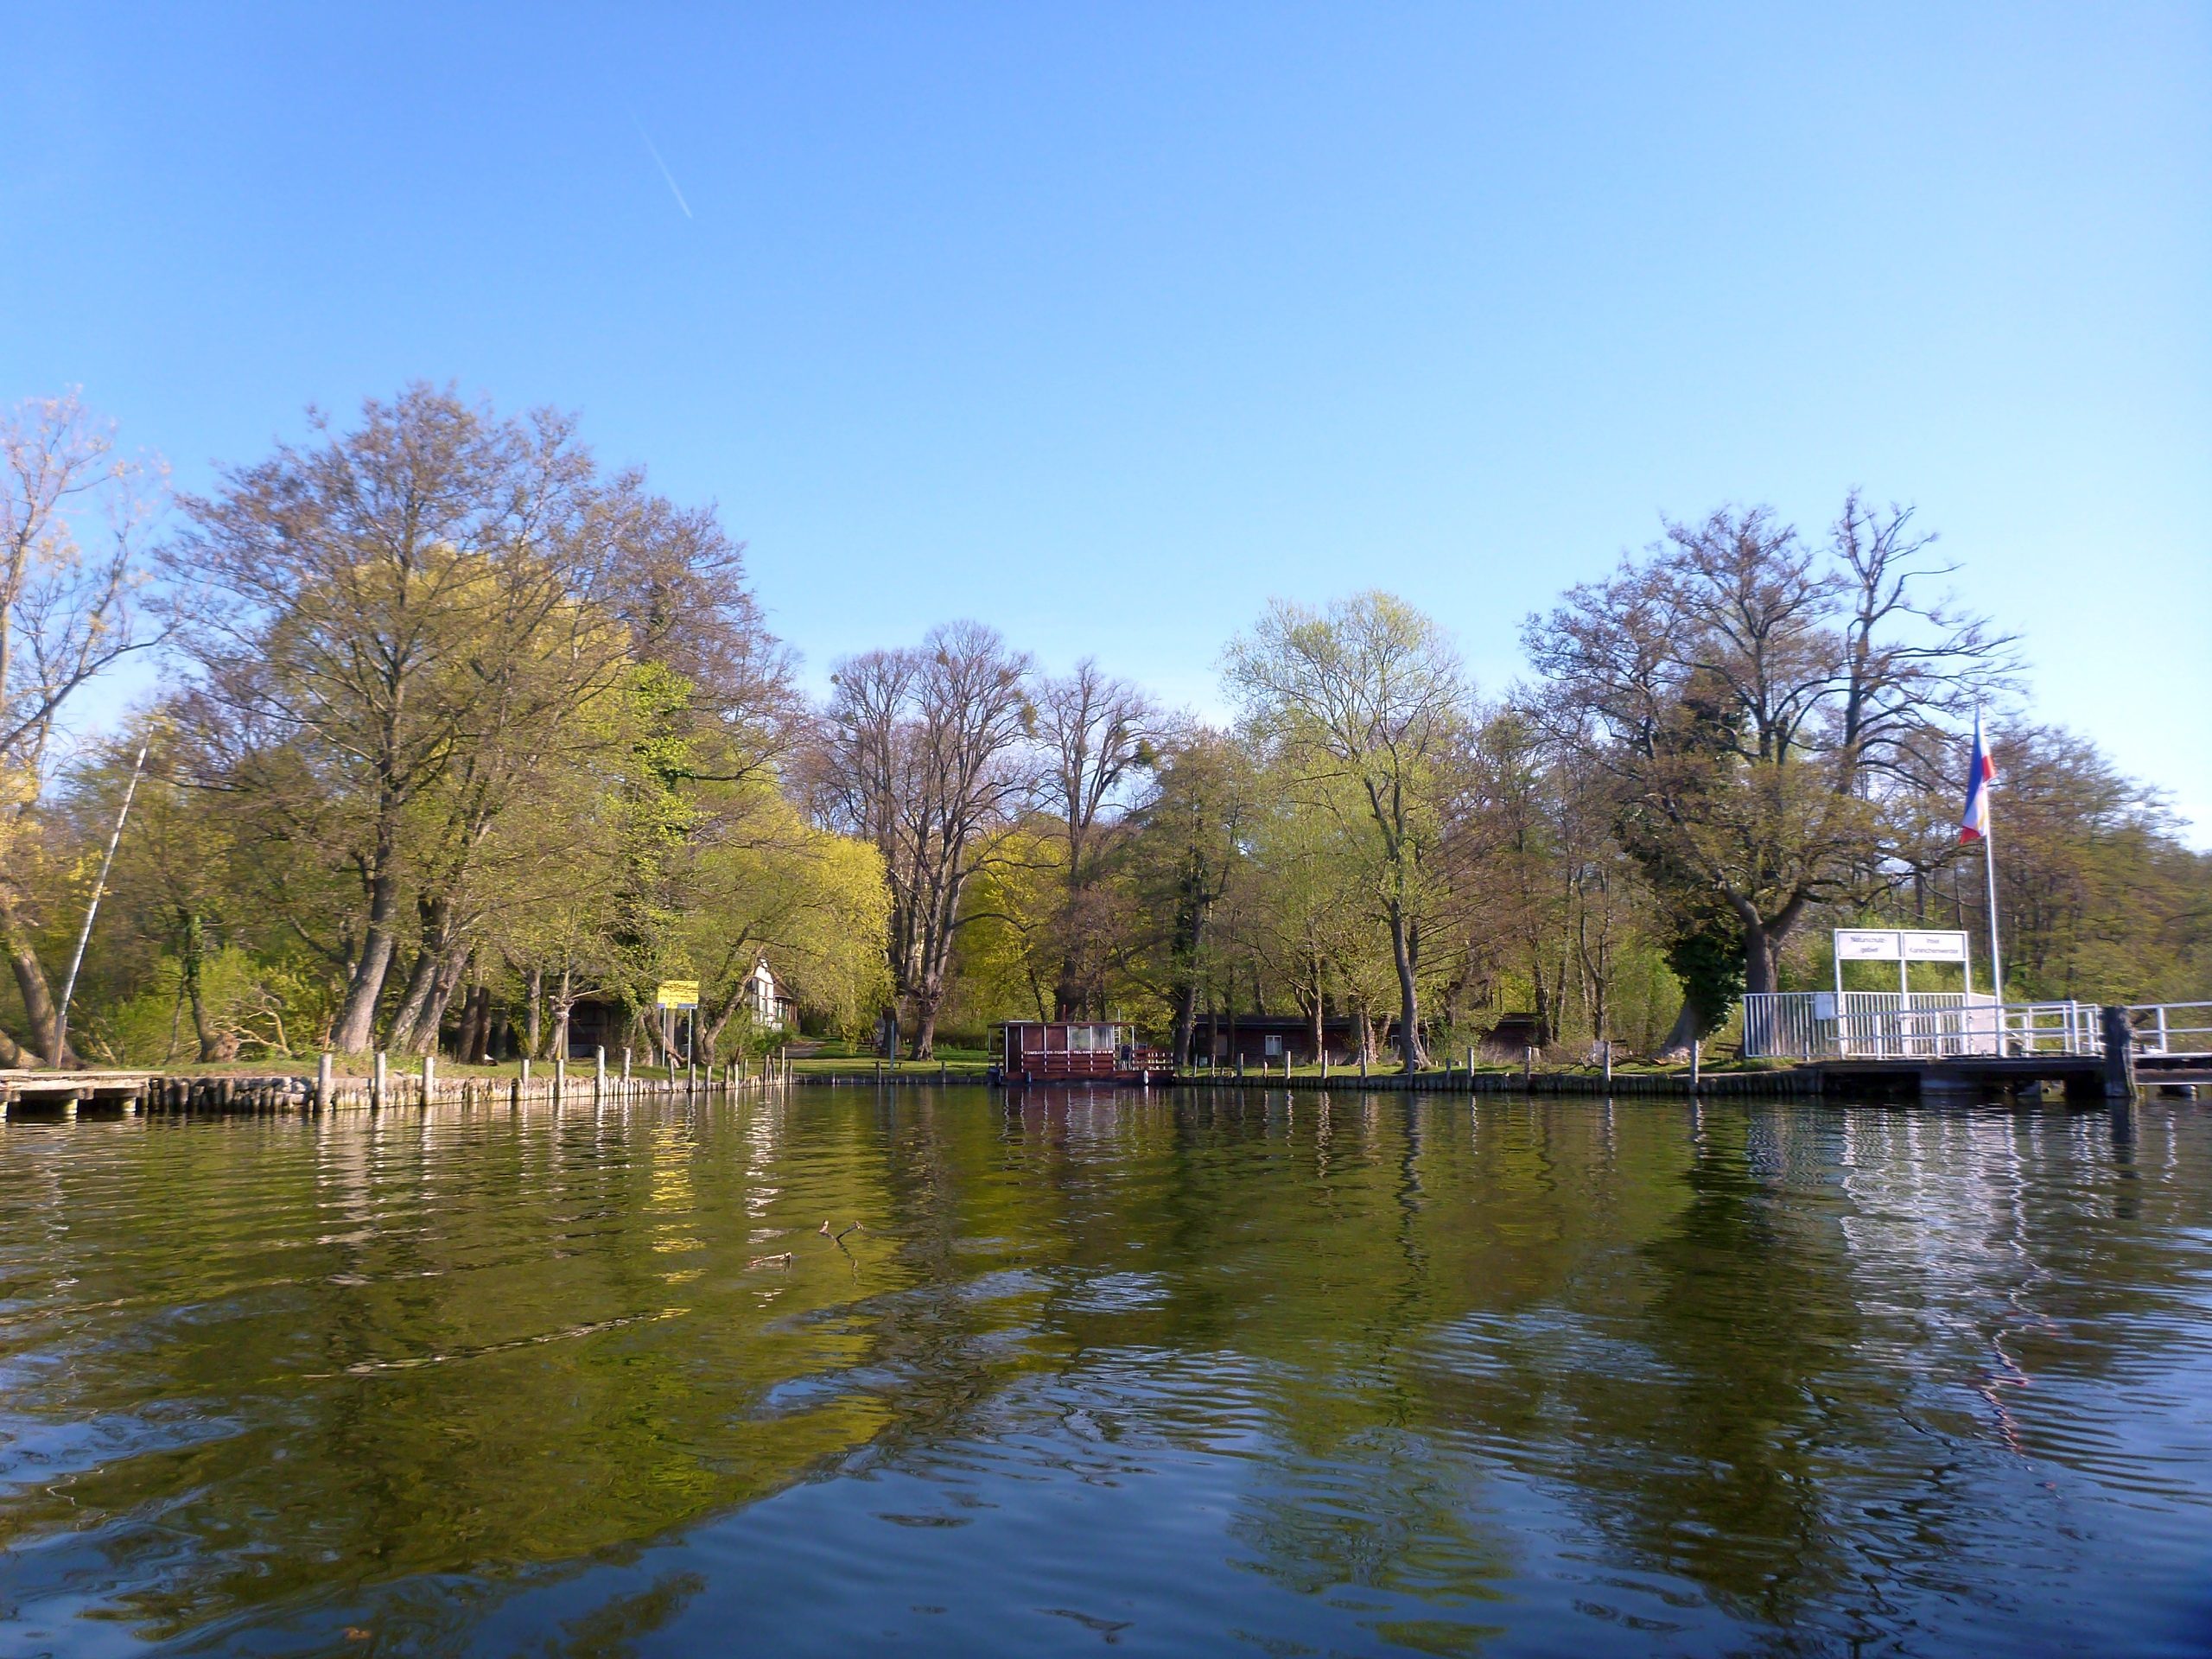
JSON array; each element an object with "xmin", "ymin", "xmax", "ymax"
[
  {"xmin": 1662, "ymin": 998, "xmax": 1702, "ymax": 1056},
  {"xmin": 178, "ymin": 911, "xmax": 237, "ymax": 1062},
  {"xmin": 385, "ymin": 946, "xmax": 442, "ymax": 1053},
  {"xmin": 1171, "ymin": 977, "xmax": 1199, "ymax": 1068},
  {"xmin": 331, "ymin": 864, "xmax": 402, "ymax": 1052},
  {"xmin": 1744, "ymin": 920, "xmax": 1781, "ymax": 998},
  {"xmin": 1052, "ymin": 954, "xmax": 1080, "ymax": 1022},
  {"xmin": 524, "ymin": 968, "xmax": 543, "ymax": 1058},
  {"xmin": 1387, "ymin": 902, "xmax": 1425, "ymax": 1070},
  {"xmin": 1736, "ymin": 894, "xmax": 1805, "ymax": 999},
  {"xmin": 1529, "ymin": 945, "xmax": 1553, "ymax": 1049},
  {"xmin": 551, "ymin": 967, "xmax": 573, "ymax": 1060},
  {"xmin": 910, "ymin": 982, "xmax": 941, "ymax": 1060},
  {"xmin": 408, "ymin": 946, "xmax": 470, "ymax": 1056},
  {"xmin": 457, "ymin": 982, "xmax": 489, "ymax": 1063},
  {"xmin": 0, "ymin": 910, "xmax": 74, "ymax": 1067}
]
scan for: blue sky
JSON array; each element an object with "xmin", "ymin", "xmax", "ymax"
[{"xmin": 5, "ymin": 4, "xmax": 2208, "ymax": 837}]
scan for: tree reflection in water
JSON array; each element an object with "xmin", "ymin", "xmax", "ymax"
[{"xmin": 0, "ymin": 1089, "xmax": 2206, "ymax": 1656}]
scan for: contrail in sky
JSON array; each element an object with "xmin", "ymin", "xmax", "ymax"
[{"xmin": 632, "ymin": 116, "xmax": 693, "ymax": 219}]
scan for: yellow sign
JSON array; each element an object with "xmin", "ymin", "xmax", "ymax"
[{"xmin": 654, "ymin": 981, "xmax": 701, "ymax": 1009}]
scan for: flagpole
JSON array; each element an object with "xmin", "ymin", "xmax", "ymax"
[
  {"xmin": 1981, "ymin": 819, "xmax": 2003, "ymax": 1006},
  {"xmin": 1974, "ymin": 703, "xmax": 2004, "ymax": 1008}
]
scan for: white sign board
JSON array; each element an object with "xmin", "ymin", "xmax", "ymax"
[{"xmin": 1833, "ymin": 929, "xmax": 1967, "ymax": 963}]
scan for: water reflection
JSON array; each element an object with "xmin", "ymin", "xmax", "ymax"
[{"xmin": 1, "ymin": 1090, "xmax": 2207, "ymax": 1656}]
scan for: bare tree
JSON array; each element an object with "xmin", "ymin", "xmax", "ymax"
[
  {"xmin": 594, "ymin": 478, "xmax": 800, "ymax": 774},
  {"xmin": 817, "ymin": 621, "xmax": 1035, "ymax": 1058},
  {"xmin": 1035, "ymin": 659, "xmax": 1156, "ymax": 1017},
  {"xmin": 1525, "ymin": 501, "xmax": 2017, "ymax": 1022},
  {"xmin": 0, "ymin": 393, "xmax": 165, "ymax": 1065}
]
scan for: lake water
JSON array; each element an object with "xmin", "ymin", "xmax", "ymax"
[{"xmin": 2, "ymin": 1088, "xmax": 2208, "ymax": 1656}]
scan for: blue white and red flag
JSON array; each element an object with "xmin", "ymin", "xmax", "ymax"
[{"xmin": 1959, "ymin": 709, "xmax": 1996, "ymax": 844}]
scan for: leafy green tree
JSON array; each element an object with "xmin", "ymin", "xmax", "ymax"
[
  {"xmin": 1122, "ymin": 726, "xmax": 1255, "ymax": 1065},
  {"xmin": 1225, "ymin": 592, "xmax": 1468, "ymax": 1069}
]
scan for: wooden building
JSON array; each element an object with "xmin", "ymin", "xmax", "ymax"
[
  {"xmin": 1188, "ymin": 1013, "xmax": 1397, "ymax": 1069},
  {"xmin": 993, "ymin": 1021, "xmax": 1175, "ymax": 1086}
]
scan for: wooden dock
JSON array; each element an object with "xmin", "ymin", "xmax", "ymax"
[
  {"xmin": 0, "ymin": 1062, "xmax": 787, "ymax": 1116},
  {"xmin": 0, "ymin": 1071, "xmax": 156, "ymax": 1110}
]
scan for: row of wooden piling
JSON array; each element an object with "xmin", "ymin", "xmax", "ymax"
[
  {"xmin": 807, "ymin": 1057, "xmax": 1817, "ymax": 1097},
  {"xmin": 126, "ymin": 1047, "xmax": 798, "ymax": 1116},
  {"xmin": 1175, "ymin": 1065, "xmax": 1821, "ymax": 1098}
]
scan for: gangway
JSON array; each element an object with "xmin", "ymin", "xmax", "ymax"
[{"xmin": 1741, "ymin": 993, "xmax": 2209, "ymax": 1097}]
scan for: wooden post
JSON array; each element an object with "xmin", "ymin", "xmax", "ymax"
[
  {"xmin": 1358, "ymin": 1052, "xmax": 1367, "ymax": 1082},
  {"xmin": 422, "ymin": 1052, "xmax": 435, "ymax": 1107},
  {"xmin": 316, "ymin": 1052, "xmax": 333, "ymax": 1112},
  {"xmin": 1524, "ymin": 1046, "xmax": 1535, "ymax": 1088},
  {"xmin": 520, "ymin": 1057, "xmax": 531, "ymax": 1098},
  {"xmin": 1603, "ymin": 1040, "xmax": 1613, "ymax": 1085},
  {"xmin": 2101, "ymin": 1005, "xmax": 2137, "ymax": 1100},
  {"xmin": 1689, "ymin": 1039, "xmax": 1700, "ymax": 1091},
  {"xmin": 555, "ymin": 1052, "xmax": 567, "ymax": 1103},
  {"xmin": 622, "ymin": 1047, "xmax": 632, "ymax": 1082},
  {"xmin": 595, "ymin": 1045, "xmax": 606, "ymax": 1101},
  {"xmin": 372, "ymin": 1050, "xmax": 387, "ymax": 1111}
]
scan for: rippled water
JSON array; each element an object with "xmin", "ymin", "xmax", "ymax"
[{"xmin": 2, "ymin": 1089, "xmax": 2209, "ymax": 1656}]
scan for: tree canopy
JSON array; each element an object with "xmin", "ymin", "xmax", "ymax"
[{"xmin": 5, "ymin": 388, "xmax": 2200, "ymax": 1071}]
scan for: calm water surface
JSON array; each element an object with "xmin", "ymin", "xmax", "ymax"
[{"xmin": 2, "ymin": 1088, "xmax": 2208, "ymax": 1656}]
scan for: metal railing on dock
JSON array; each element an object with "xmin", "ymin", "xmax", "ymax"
[
  {"xmin": 1745, "ymin": 993, "xmax": 2207, "ymax": 1064},
  {"xmin": 2127, "ymin": 1003, "xmax": 2212, "ymax": 1056}
]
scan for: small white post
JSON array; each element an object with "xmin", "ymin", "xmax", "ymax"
[
  {"xmin": 422, "ymin": 1052, "xmax": 435, "ymax": 1106},
  {"xmin": 555, "ymin": 1052, "xmax": 567, "ymax": 1103},
  {"xmin": 372, "ymin": 1050, "xmax": 387, "ymax": 1111},
  {"xmin": 595, "ymin": 1045, "xmax": 606, "ymax": 1100},
  {"xmin": 1603, "ymin": 1040, "xmax": 1613, "ymax": 1084},
  {"xmin": 316, "ymin": 1052, "xmax": 333, "ymax": 1111}
]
